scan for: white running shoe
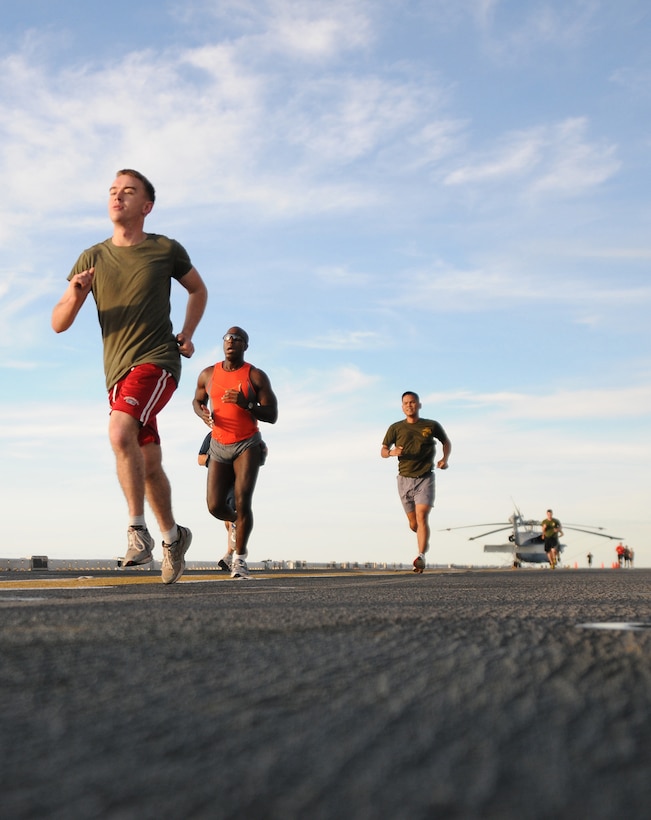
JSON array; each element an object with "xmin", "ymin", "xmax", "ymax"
[
  {"xmin": 218, "ymin": 552, "xmax": 233, "ymax": 572},
  {"xmin": 231, "ymin": 556, "xmax": 250, "ymax": 580},
  {"xmin": 161, "ymin": 525, "xmax": 192, "ymax": 585},
  {"xmin": 123, "ymin": 526, "xmax": 154, "ymax": 566}
]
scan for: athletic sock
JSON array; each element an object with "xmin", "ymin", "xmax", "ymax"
[
  {"xmin": 130, "ymin": 516, "xmax": 147, "ymax": 529},
  {"xmin": 162, "ymin": 525, "xmax": 179, "ymax": 545}
]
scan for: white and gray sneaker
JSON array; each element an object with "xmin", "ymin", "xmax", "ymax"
[
  {"xmin": 218, "ymin": 552, "xmax": 233, "ymax": 572},
  {"xmin": 231, "ymin": 555, "xmax": 250, "ymax": 580},
  {"xmin": 229, "ymin": 521, "xmax": 237, "ymax": 547},
  {"xmin": 123, "ymin": 526, "xmax": 154, "ymax": 567},
  {"xmin": 161, "ymin": 525, "xmax": 192, "ymax": 585}
]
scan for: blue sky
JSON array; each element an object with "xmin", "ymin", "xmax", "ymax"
[{"xmin": 2, "ymin": 0, "xmax": 649, "ymax": 568}]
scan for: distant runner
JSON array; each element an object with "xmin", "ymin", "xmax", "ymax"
[
  {"xmin": 541, "ymin": 509, "xmax": 563, "ymax": 569},
  {"xmin": 381, "ymin": 391, "xmax": 451, "ymax": 573}
]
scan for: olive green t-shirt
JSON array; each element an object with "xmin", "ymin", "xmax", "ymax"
[
  {"xmin": 541, "ymin": 517, "xmax": 562, "ymax": 540},
  {"xmin": 69, "ymin": 234, "xmax": 193, "ymax": 389},
  {"xmin": 382, "ymin": 418, "xmax": 449, "ymax": 478}
]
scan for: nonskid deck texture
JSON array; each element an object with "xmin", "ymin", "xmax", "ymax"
[{"xmin": 2, "ymin": 569, "xmax": 651, "ymax": 819}]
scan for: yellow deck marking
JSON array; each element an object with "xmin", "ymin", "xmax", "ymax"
[
  {"xmin": 0, "ymin": 569, "xmax": 426, "ymax": 590},
  {"xmin": 0, "ymin": 574, "xmax": 231, "ymax": 590}
]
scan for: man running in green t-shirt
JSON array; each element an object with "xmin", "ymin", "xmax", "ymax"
[
  {"xmin": 381, "ymin": 391, "xmax": 451, "ymax": 573},
  {"xmin": 541, "ymin": 509, "xmax": 563, "ymax": 569},
  {"xmin": 52, "ymin": 169, "xmax": 208, "ymax": 584}
]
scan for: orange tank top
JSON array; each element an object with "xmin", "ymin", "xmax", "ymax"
[{"xmin": 209, "ymin": 362, "xmax": 259, "ymax": 444}]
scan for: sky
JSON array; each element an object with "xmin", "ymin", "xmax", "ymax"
[{"xmin": 1, "ymin": 0, "xmax": 649, "ymax": 569}]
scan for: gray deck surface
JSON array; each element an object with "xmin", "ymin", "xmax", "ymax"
[{"xmin": 1, "ymin": 568, "xmax": 650, "ymax": 819}]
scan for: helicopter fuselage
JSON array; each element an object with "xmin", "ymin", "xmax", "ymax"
[{"xmin": 483, "ymin": 515, "xmax": 564, "ymax": 566}]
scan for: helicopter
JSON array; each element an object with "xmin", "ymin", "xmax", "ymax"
[{"xmin": 441, "ymin": 506, "xmax": 623, "ymax": 568}]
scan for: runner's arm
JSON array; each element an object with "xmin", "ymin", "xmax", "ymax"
[
  {"xmin": 51, "ymin": 268, "xmax": 95, "ymax": 333},
  {"xmin": 175, "ymin": 267, "xmax": 208, "ymax": 358},
  {"xmin": 192, "ymin": 367, "xmax": 214, "ymax": 426},
  {"xmin": 247, "ymin": 368, "xmax": 278, "ymax": 424}
]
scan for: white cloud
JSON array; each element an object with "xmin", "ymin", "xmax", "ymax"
[
  {"xmin": 610, "ymin": 64, "xmax": 651, "ymax": 99},
  {"xmin": 268, "ymin": 5, "xmax": 373, "ymax": 58},
  {"xmin": 283, "ymin": 73, "xmax": 448, "ymax": 167},
  {"xmin": 471, "ymin": 0, "xmax": 601, "ymax": 59},
  {"xmin": 0, "ymin": 19, "xmax": 454, "ymax": 238},
  {"xmin": 314, "ymin": 264, "xmax": 372, "ymax": 286},
  {"xmin": 0, "ymin": 269, "xmax": 63, "ymax": 351},
  {"xmin": 444, "ymin": 136, "xmax": 542, "ymax": 185},
  {"xmin": 299, "ymin": 330, "xmax": 386, "ymax": 351},
  {"xmin": 530, "ymin": 119, "xmax": 620, "ymax": 195},
  {"xmin": 383, "ymin": 256, "xmax": 651, "ymax": 316},
  {"xmin": 426, "ymin": 384, "xmax": 651, "ymax": 421},
  {"xmin": 394, "ymin": 265, "xmax": 521, "ymax": 312},
  {"xmin": 180, "ymin": 0, "xmax": 374, "ymax": 59},
  {"xmin": 444, "ymin": 118, "xmax": 620, "ymax": 197}
]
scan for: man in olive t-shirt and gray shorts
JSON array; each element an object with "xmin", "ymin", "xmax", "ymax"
[{"xmin": 381, "ymin": 391, "xmax": 452, "ymax": 572}]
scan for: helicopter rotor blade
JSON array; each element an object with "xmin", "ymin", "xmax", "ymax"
[
  {"xmin": 563, "ymin": 525, "xmax": 623, "ymax": 540},
  {"xmin": 468, "ymin": 526, "xmax": 513, "ymax": 541},
  {"xmin": 564, "ymin": 523, "xmax": 606, "ymax": 531},
  {"xmin": 438, "ymin": 523, "xmax": 508, "ymax": 532}
]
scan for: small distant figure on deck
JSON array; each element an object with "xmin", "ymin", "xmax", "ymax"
[
  {"xmin": 541, "ymin": 509, "xmax": 563, "ymax": 569},
  {"xmin": 616, "ymin": 542, "xmax": 626, "ymax": 567},
  {"xmin": 617, "ymin": 544, "xmax": 633, "ymax": 568},
  {"xmin": 586, "ymin": 552, "xmax": 593, "ymax": 568},
  {"xmin": 381, "ymin": 391, "xmax": 451, "ymax": 573}
]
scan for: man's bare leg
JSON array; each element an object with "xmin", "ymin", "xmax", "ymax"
[
  {"xmin": 406, "ymin": 506, "xmax": 431, "ymax": 555},
  {"xmin": 108, "ymin": 410, "xmax": 146, "ymax": 517},
  {"xmin": 142, "ymin": 442, "xmax": 174, "ymax": 533},
  {"xmin": 415, "ymin": 504, "xmax": 431, "ymax": 555},
  {"xmin": 109, "ymin": 411, "xmax": 157, "ymax": 566}
]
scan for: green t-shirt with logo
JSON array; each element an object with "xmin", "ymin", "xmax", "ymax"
[
  {"xmin": 382, "ymin": 418, "xmax": 449, "ymax": 478},
  {"xmin": 541, "ymin": 517, "xmax": 562, "ymax": 540},
  {"xmin": 69, "ymin": 234, "xmax": 193, "ymax": 389}
]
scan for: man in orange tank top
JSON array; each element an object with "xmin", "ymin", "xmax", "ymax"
[{"xmin": 193, "ymin": 327, "xmax": 278, "ymax": 579}]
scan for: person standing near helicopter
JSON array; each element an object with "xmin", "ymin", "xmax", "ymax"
[{"xmin": 541, "ymin": 509, "xmax": 563, "ymax": 569}]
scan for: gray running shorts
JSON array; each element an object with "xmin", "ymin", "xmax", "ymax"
[
  {"xmin": 209, "ymin": 431, "xmax": 262, "ymax": 464},
  {"xmin": 397, "ymin": 473, "xmax": 435, "ymax": 513}
]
